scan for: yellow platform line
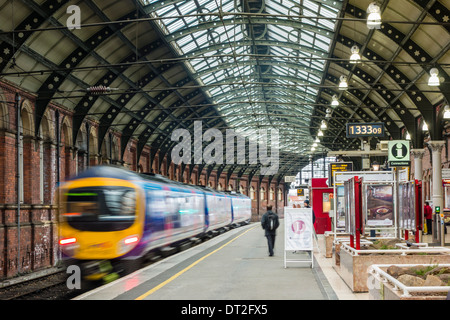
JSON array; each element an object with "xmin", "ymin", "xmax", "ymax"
[{"xmin": 135, "ymin": 225, "xmax": 258, "ymax": 300}]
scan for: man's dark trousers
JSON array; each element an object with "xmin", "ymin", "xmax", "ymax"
[{"xmin": 266, "ymin": 233, "xmax": 275, "ymax": 256}]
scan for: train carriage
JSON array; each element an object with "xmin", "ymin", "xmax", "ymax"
[
  {"xmin": 230, "ymin": 193, "xmax": 252, "ymax": 225},
  {"xmin": 58, "ymin": 166, "xmax": 251, "ymax": 281}
]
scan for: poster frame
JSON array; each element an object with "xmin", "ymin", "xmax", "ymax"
[
  {"xmin": 363, "ymin": 182, "xmax": 395, "ymax": 229},
  {"xmin": 284, "ymin": 207, "xmax": 314, "ymax": 268},
  {"xmin": 333, "ymin": 171, "xmax": 397, "ymax": 242}
]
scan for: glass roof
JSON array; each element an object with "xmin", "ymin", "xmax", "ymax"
[{"xmin": 142, "ymin": 0, "xmax": 343, "ymax": 153}]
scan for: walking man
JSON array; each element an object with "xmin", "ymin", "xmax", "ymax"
[{"xmin": 261, "ymin": 205, "xmax": 280, "ymax": 256}]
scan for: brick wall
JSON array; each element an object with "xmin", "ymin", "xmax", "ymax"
[{"xmin": 0, "ymin": 81, "xmax": 286, "ymax": 280}]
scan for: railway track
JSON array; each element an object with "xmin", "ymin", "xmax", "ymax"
[{"xmin": 0, "ymin": 271, "xmax": 79, "ymax": 300}]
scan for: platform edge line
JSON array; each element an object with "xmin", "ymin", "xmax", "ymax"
[{"xmin": 134, "ymin": 225, "xmax": 258, "ymax": 300}]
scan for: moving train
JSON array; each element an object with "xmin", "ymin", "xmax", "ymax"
[{"xmin": 58, "ymin": 165, "xmax": 252, "ymax": 282}]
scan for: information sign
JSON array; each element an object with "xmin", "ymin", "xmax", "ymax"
[
  {"xmin": 285, "ymin": 176, "xmax": 296, "ymax": 183},
  {"xmin": 328, "ymin": 162, "xmax": 353, "ymax": 186},
  {"xmin": 388, "ymin": 140, "xmax": 410, "ymax": 167},
  {"xmin": 346, "ymin": 122, "xmax": 384, "ymax": 138}
]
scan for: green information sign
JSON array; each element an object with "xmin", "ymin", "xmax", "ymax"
[{"xmin": 388, "ymin": 140, "xmax": 410, "ymax": 167}]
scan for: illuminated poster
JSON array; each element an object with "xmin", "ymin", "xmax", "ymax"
[
  {"xmin": 365, "ymin": 184, "xmax": 394, "ymax": 226},
  {"xmin": 336, "ymin": 186, "xmax": 346, "ymax": 228},
  {"xmin": 344, "ymin": 179, "xmax": 355, "ymax": 234},
  {"xmin": 284, "ymin": 208, "xmax": 313, "ymax": 251},
  {"xmin": 399, "ymin": 182, "xmax": 415, "ymax": 230}
]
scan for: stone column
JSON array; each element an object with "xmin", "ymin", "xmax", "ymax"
[
  {"xmin": 427, "ymin": 141, "xmax": 445, "ymax": 212},
  {"xmin": 411, "ymin": 149, "xmax": 425, "ymax": 181}
]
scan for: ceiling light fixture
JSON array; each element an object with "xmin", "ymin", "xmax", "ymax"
[
  {"xmin": 428, "ymin": 68, "xmax": 440, "ymax": 86},
  {"xmin": 350, "ymin": 45, "xmax": 361, "ymax": 63},
  {"xmin": 331, "ymin": 94, "xmax": 339, "ymax": 106},
  {"xmin": 318, "ymin": 129, "xmax": 324, "ymax": 137},
  {"xmin": 339, "ymin": 76, "xmax": 348, "ymax": 90},
  {"xmin": 444, "ymin": 105, "xmax": 450, "ymax": 119},
  {"xmin": 320, "ymin": 120, "xmax": 327, "ymax": 130},
  {"xmin": 405, "ymin": 132, "xmax": 411, "ymax": 140},
  {"xmin": 367, "ymin": 2, "xmax": 381, "ymax": 29}
]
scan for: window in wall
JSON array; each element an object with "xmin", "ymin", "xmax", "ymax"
[
  {"xmin": 260, "ymin": 187, "xmax": 266, "ymax": 201},
  {"xmin": 250, "ymin": 186, "xmax": 255, "ymax": 200}
]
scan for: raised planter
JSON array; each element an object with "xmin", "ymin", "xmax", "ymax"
[
  {"xmin": 332, "ymin": 237, "xmax": 373, "ymax": 266},
  {"xmin": 324, "ymin": 232, "xmax": 350, "ymax": 258},
  {"xmin": 367, "ymin": 264, "xmax": 450, "ymax": 300},
  {"xmin": 334, "ymin": 241, "xmax": 450, "ymax": 292}
]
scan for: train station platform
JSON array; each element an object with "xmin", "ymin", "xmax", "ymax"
[{"xmin": 73, "ymin": 221, "xmax": 369, "ymax": 301}]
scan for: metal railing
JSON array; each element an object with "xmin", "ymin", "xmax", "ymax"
[
  {"xmin": 340, "ymin": 242, "xmax": 450, "ymax": 256},
  {"xmin": 368, "ymin": 264, "xmax": 450, "ymax": 298}
]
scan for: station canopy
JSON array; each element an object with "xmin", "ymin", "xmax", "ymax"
[
  {"xmin": 0, "ymin": 0, "xmax": 449, "ymax": 180},
  {"xmin": 143, "ymin": 0, "xmax": 340, "ymax": 155}
]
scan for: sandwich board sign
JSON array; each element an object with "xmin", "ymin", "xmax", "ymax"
[
  {"xmin": 284, "ymin": 207, "xmax": 314, "ymax": 268},
  {"xmin": 388, "ymin": 140, "xmax": 410, "ymax": 167}
]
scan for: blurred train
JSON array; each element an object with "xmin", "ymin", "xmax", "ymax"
[{"xmin": 58, "ymin": 166, "xmax": 251, "ymax": 282}]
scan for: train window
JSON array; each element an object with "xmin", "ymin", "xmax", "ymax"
[
  {"xmin": 64, "ymin": 186, "xmax": 136, "ymax": 231},
  {"xmin": 103, "ymin": 189, "xmax": 136, "ymax": 217}
]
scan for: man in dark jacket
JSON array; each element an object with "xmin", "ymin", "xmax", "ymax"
[{"xmin": 261, "ymin": 205, "xmax": 280, "ymax": 256}]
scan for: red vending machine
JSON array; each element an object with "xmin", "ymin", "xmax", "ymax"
[{"xmin": 310, "ymin": 178, "xmax": 333, "ymax": 234}]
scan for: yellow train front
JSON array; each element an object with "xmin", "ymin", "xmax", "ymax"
[
  {"xmin": 58, "ymin": 166, "xmax": 146, "ymax": 282},
  {"xmin": 58, "ymin": 165, "xmax": 251, "ymax": 284}
]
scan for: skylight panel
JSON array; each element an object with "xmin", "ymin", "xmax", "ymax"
[
  {"xmin": 204, "ymin": 0, "xmax": 220, "ymax": 14},
  {"xmin": 166, "ymin": 18, "xmax": 186, "ymax": 33},
  {"xmin": 201, "ymin": 73, "xmax": 216, "ymax": 84},
  {"xmin": 320, "ymin": 5, "xmax": 338, "ymax": 18},
  {"xmin": 316, "ymin": 34, "xmax": 331, "ymax": 46},
  {"xmin": 304, "ymin": 0, "xmax": 319, "ymax": 13},
  {"xmin": 315, "ymin": 40, "xmax": 330, "ymax": 52},
  {"xmin": 268, "ymin": 24, "xmax": 291, "ymax": 40},
  {"xmin": 180, "ymin": 40, "xmax": 198, "ymax": 54},
  {"xmin": 209, "ymin": 86, "xmax": 222, "ymax": 96},
  {"xmin": 193, "ymin": 32, "xmax": 209, "ymax": 48},
  {"xmin": 308, "ymin": 73, "xmax": 321, "ymax": 84},
  {"xmin": 270, "ymin": 31, "xmax": 287, "ymax": 44},
  {"xmin": 317, "ymin": 18, "xmax": 336, "ymax": 31},
  {"xmin": 300, "ymin": 32, "xmax": 315, "ymax": 45},
  {"xmin": 178, "ymin": 0, "xmax": 198, "ymax": 15},
  {"xmin": 266, "ymin": 0, "xmax": 290, "ymax": 15},
  {"xmin": 221, "ymin": 0, "xmax": 234, "ymax": 12},
  {"xmin": 191, "ymin": 59, "xmax": 208, "ymax": 70},
  {"xmin": 141, "ymin": 0, "xmax": 159, "ymax": 5},
  {"xmin": 177, "ymin": 34, "xmax": 194, "ymax": 47},
  {"xmin": 155, "ymin": 4, "xmax": 176, "ymax": 16}
]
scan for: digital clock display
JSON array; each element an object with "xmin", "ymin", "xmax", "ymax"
[{"xmin": 346, "ymin": 122, "xmax": 385, "ymax": 138}]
